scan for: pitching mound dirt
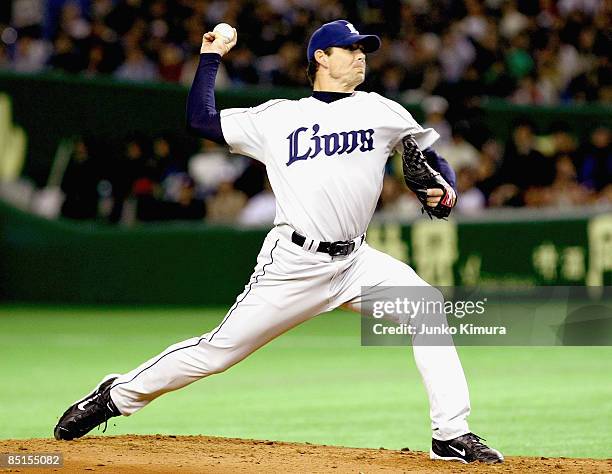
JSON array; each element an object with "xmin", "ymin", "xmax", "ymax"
[{"xmin": 1, "ymin": 435, "xmax": 610, "ymax": 473}]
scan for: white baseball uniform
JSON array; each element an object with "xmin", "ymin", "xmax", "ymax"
[{"xmin": 109, "ymin": 92, "xmax": 471, "ymax": 441}]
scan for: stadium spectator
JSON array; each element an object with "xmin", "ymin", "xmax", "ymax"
[
  {"xmin": 436, "ymin": 121, "xmax": 481, "ymax": 170},
  {"xmin": 114, "ymin": 43, "xmax": 157, "ymax": 82},
  {"xmin": 233, "ymin": 160, "xmax": 267, "ymax": 199},
  {"xmin": 499, "ymin": 0, "xmax": 529, "ymax": 40},
  {"xmin": 59, "ymin": 1, "xmax": 90, "ymax": 41},
  {"xmin": 455, "ymin": 166, "xmax": 486, "ymax": 215},
  {"xmin": 238, "ymin": 180, "xmax": 276, "ymax": 227},
  {"xmin": 544, "ymin": 153, "xmax": 591, "ymax": 207},
  {"xmin": 60, "ymin": 137, "xmax": 100, "ymax": 220},
  {"xmin": 188, "ymin": 139, "xmax": 245, "ymax": 196},
  {"xmin": 376, "ymin": 175, "xmax": 421, "ymax": 220},
  {"xmin": 12, "ymin": 32, "xmax": 50, "ymax": 72},
  {"xmin": 475, "ymin": 138, "xmax": 504, "ymax": 200},
  {"xmin": 579, "ymin": 126, "xmax": 612, "ymax": 192},
  {"xmin": 422, "ymin": 96, "xmax": 452, "ymax": 146},
  {"xmin": 511, "ymin": 73, "xmax": 548, "ymax": 105},
  {"xmin": 48, "ymin": 31, "xmax": 83, "ymax": 73},
  {"xmin": 0, "ymin": 43, "xmax": 10, "ymax": 68},
  {"xmin": 496, "ymin": 119, "xmax": 556, "ymax": 191},
  {"xmin": 109, "ymin": 134, "xmax": 145, "ymax": 224},
  {"xmin": 163, "ymin": 174, "xmax": 206, "ymax": 221},
  {"xmin": 206, "ymin": 180, "xmax": 247, "ymax": 224},
  {"xmin": 157, "ymin": 43, "xmax": 183, "ymax": 82},
  {"xmin": 438, "ymin": 25, "xmax": 476, "ymax": 83}
]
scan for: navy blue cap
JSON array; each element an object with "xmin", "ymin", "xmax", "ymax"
[{"xmin": 307, "ymin": 20, "xmax": 381, "ymax": 61}]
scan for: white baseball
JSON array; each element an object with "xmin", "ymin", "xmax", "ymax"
[{"xmin": 213, "ymin": 23, "xmax": 236, "ymax": 43}]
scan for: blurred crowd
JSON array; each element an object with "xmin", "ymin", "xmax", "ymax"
[
  {"xmin": 0, "ymin": 0, "xmax": 610, "ymax": 105},
  {"xmin": 1, "ymin": 0, "xmax": 610, "ymax": 224},
  {"xmin": 381, "ymin": 115, "xmax": 612, "ymax": 218},
  {"xmin": 58, "ymin": 120, "xmax": 611, "ymax": 225},
  {"xmin": 59, "ymin": 133, "xmax": 276, "ymax": 225}
]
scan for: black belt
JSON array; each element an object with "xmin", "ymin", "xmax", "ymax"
[{"xmin": 291, "ymin": 231, "xmax": 363, "ymax": 256}]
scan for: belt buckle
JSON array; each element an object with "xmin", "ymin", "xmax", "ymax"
[{"xmin": 329, "ymin": 240, "xmax": 355, "ymax": 256}]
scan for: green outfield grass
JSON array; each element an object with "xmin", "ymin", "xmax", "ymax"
[{"xmin": 0, "ymin": 305, "xmax": 610, "ymax": 458}]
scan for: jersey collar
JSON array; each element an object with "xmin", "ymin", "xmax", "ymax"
[{"xmin": 311, "ymin": 91, "xmax": 354, "ymax": 104}]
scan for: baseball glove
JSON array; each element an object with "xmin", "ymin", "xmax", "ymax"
[{"xmin": 401, "ymin": 135, "xmax": 456, "ymax": 219}]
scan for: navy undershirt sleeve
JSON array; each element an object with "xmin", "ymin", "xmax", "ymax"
[
  {"xmin": 423, "ymin": 147, "xmax": 456, "ymax": 191},
  {"xmin": 186, "ymin": 53, "xmax": 226, "ymax": 145}
]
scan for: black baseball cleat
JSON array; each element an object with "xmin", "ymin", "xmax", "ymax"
[
  {"xmin": 54, "ymin": 374, "xmax": 122, "ymax": 440},
  {"xmin": 430, "ymin": 432, "xmax": 504, "ymax": 464}
]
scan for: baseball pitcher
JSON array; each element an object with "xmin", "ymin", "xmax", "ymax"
[{"xmin": 54, "ymin": 20, "xmax": 503, "ymax": 464}]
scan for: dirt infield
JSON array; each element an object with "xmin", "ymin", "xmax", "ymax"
[{"xmin": 1, "ymin": 435, "xmax": 610, "ymax": 473}]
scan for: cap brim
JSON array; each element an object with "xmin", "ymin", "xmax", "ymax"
[{"xmin": 336, "ymin": 34, "xmax": 381, "ymax": 53}]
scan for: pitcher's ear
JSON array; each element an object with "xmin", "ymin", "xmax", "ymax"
[{"xmin": 314, "ymin": 49, "xmax": 329, "ymax": 68}]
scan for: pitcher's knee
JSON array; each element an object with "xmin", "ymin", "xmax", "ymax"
[
  {"xmin": 205, "ymin": 357, "xmax": 232, "ymax": 374},
  {"xmin": 429, "ymin": 287, "xmax": 445, "ymax": 307},
  {"xmin": 203, "ymin": 347, "xmax": 246, "ymax": 374}
]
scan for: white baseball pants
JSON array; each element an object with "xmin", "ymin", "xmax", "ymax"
[{"xmin": 109, "ymin": 225, "xmax": 470, "ymax": 441}]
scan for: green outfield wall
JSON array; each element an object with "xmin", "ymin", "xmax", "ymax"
[
  {"xmin": 1, "ymin": 71, "xmax": 611, "ymax": 186},
  {"xmin": 2, "ymin": 200, "xmax": 611, "ymax": 304}
]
